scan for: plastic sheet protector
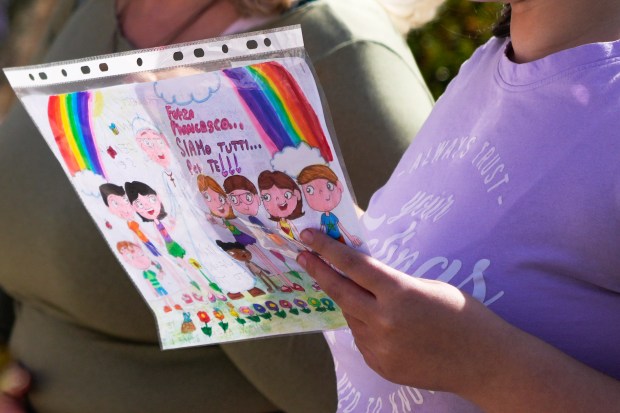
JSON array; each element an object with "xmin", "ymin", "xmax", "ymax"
[{"xmin": 4, "ymin": 26, "xmax": 366, "ymax": 348}]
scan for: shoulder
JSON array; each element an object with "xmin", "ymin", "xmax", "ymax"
[
  {"xmin": 455, "ymin": 36, "xmax": 508, "ymax": 80},
  {"xmin": 273, "ymin": 0, "xmax": 417, "ymax": 69},
  {"xmin": 41, "ymin": 0, "xmax": 118, "ymax": 63},
  {"xmin": 436, "ymin": 36, "xmax": 507, "ymax": 99}
]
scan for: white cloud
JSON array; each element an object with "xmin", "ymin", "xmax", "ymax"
[
  {"xmin": 270, "ymin": 143, "xmax": 325, "ymax": 178},
  {"xmin": 73, "ymin": 170, "xmax": 108, "ymax": 198},
  {"xmin": 153, "ymin": 72, "xmax": 221, "ymax": 106}
]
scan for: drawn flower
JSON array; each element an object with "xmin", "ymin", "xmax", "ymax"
[
  {"xmin": 228, "ymin": 307, "xmax": 240, "ymax": 318},
  {"xmin": 307, "ymin": 297, "xmax": 320, "ymax": 307},
  {"xmin": 279, "ymin": 300, "xmax": 298, "ymax": 316},
  {"xmin": 321, "ymin": 297, "xmax": 336, "ymax": 311},
  {"xmin": 225, "ymin": 303, "xmax": 245, "ymax": 325},
  {"xmin": 196, "ymin": 311, "xmax": 212, "ymax": 336},
  {"xmin": 239, "ymin": 306, "xmax": 260, "ymax": 323},
  {"xmin": 293, "ymin": 298, "xmax": 311, "ymax": 314},
  {"xmin": 293, "ymin": 298, "xmax": 307, "ymax": 309},
  {"xmin": 212, "ymin": 309, "xmax": 229, "ymax": 332},
  {"xmin": 253, "ymin": 303, "xmax": 271, "ymax": 320},
  {"xmin": 239, "ymin": 306, "xmax": 254, "ymax": 316},
  {"xmin": 266, "ymin": 300, "xmax": 286, "ymax": 319},
  {"xmin": 307, "ymin": 296, "xmax": 326, "ymax": 312},
  {"xmin": 213, "ymin": 309, "xmax": 225, "ymax": 321},
  {"xmin": 253, "ymin": 303, "xmax": 267, "ymax": 314},
  {"xmin": 197, "ymin": 311, "xmax": 210, "ymax": 323}
]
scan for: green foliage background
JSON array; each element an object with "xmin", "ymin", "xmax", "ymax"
[{"xmin": 407, "ymin": 0, "xmax": 503, "ymax": 99}]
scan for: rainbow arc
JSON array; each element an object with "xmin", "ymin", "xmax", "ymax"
[
  {"xmin": 48, "ymin": 91, "xmax": 106, "ymax": 177},
  {"xmin": 223, "ymin": 62, "xmax": 333, "ymax": 162}
]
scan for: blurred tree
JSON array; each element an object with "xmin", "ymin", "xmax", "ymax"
[{"xmin": 408, "ymin": 0, "xmax": 503, "ymax": 99}]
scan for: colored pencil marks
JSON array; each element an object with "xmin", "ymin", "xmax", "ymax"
[
  {"xmin": 223, "ymin": 61, "xmax": 333, "ymax": 162},
  {"xmin": 48, "ymin": 91, "xmax": 106, "ymax": 178}
]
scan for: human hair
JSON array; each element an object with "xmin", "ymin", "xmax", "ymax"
[
  {"xmin": 374, "ymin": 0, "xmax": 446, "ymax": 35},
  {"xmin": 223, "ymin": 175, "xmax": 258, "ymax": 195},
  {"xmin": 229, "ymin": 0, "xmax": 294, "ymax": 17},
  {"xmin": 492, "ymin": 4, "xmax": 511, "ymax": 38},
  {"xmin": 257, "ymin": 170, "xmax": 304, "ymax": 221},
  {"xmin": 116, "ymin": 241, "xmax": 139, "ymax": 253},
  {"xmin": 197, "ymin": 174, "xmax": 236, "ymax": 219},
  {"xmin": 297, "ymin": 164, "xmax": 339, "ymax": 185},
  {"xmin": 124, "ymin": 181, "xmax": 168, "ymax": 222},
  {"xmin": 100, "ymin": 183, "xmax": 125, "ymax": 206}
]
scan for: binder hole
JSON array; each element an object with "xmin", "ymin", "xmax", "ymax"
[
  {"xmin": 246, "ymin": 40, "xmax": 258, "ymax": 50},
  {"xmin": 99, "ymin": 63, "xmax": 109, "ymax": 72},
  {"xmin": 61, "ymin": 69, "xmax": 67, "ymax": 77},
  {"xmin": 222, "ymin": 44, "xmax": 229, "ymax": 53},
  {"xmin": 264, "ymin": 38, "xmax": 272, "ymax": 47},
  {"xmin": 81, "ymin": 66, "xmax": 90, "ymax": 74},
  {"xmin": 29, "ymin": 74, "xmax": 35, "ymax": 81},
  {"xmin": 173, "ymin": 51, "xmax": 183, "ymax": 61},
  {"xmin": 137, "ymin": 57, "xmax": 143, "ymax": 66},
  {"xmin": 194, "ymin": 48, "xmax": 205, "ymax": 58}
]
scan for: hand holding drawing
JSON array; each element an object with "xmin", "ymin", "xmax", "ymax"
[{"xmin": 296, "ymin": 229, "xmax": 620, "ymax": 413}]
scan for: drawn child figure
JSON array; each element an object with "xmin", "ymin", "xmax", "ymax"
[
  {"xmin": 297, "ymin": 165, "xmax": 362, "ymax": 247},
  {"xmin": 124, "ymin": 180, "xmax": 226, "ymax": 302},
  {"xmin": 257, "ymin": 170, "xmax": 305, "ymax": 245},
  {"xmin": 198, "ymin": 174, "xmax": 303, "ymax": 293},
  {"xmin": 100, "ymin": 183, "xmax": 163, "ymax": 257},
  {"xmin": 117, "ymin": 241, "xmax": 181, "ymax": 313},
  {"xmin": 224, "ymin": 174, "xmax": 298, "ymax": 256},
  {"xmin": 131, "ymin": 118, "xmax": 222, "ymax": 302},
  {"xmin": 223, "ymin": 174, "xmax": 305, "ymax": 283},
  {"xmin": 216, "ymin": 241, "xmax": 277, "ymax": 294},
  {"xmin": 100, "ymin": 183, "xmax": 207, "ymax": 303}
]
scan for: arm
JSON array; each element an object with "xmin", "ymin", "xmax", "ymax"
[
  {"xmin": 337, "ymin": 222, "xmax": 363, "ymax": 247},
  {"xmin": 289, "ymin": 220, "xmax": 301, "ymax": 241},
  {"xmin": 297, "ymin": 229, "xmax": 620, "ymax": 413}
]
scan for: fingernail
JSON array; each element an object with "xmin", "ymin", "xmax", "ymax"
[
  {"xmin": 300, "ymin": 229, "xmax": 314, "ymax": 244},
  {"xmin": 296, "ymin": 253, "xmax": 307, "ymax": 268}
]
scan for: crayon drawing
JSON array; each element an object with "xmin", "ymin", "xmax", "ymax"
[{"xmin": 21, "ymin": 56, "xmax": 363, "ymax": 349}]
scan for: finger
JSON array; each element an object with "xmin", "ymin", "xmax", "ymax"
[
  {"xmin": 300, "ymin": 229, "xmax": 396, "ymax": 293},
  {"xmin": 0, "ymin": 364, "xmax": 30, "ymax": 399},
  {"xmin": 297, "ymin": 251, "xmax": 375, "ymax": 319}
]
